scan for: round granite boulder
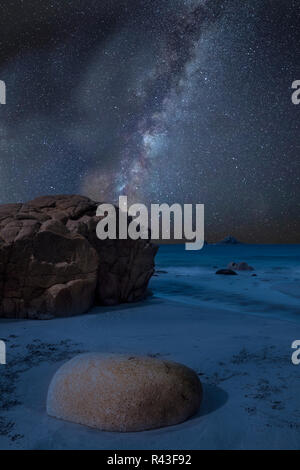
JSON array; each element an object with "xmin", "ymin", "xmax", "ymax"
[{"xmin": 46, "ymin": 353, "xmax": 202, "ymax": 432}]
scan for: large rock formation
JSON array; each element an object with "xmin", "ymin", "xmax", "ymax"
[
  {"xmin": 0, "ymin": 195, "xmax": 158, "ymax": 319},
  {"xmin": 47, "ymin": 353, "xmax": 202, "ymax": 432}
]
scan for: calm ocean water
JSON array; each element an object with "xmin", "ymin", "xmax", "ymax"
[{"xmin": 150, "ymin": 244, "xmax": 300, "ymax": 322}]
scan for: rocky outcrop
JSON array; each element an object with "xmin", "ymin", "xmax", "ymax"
[
  {"xmin": 0, "ymin": 195, "xmax": 158, "ymax": 319},
  {"xmin": 217, "ymin": 236, "xmax": 242, "ymax": 245},
  {"xmin": 47, "ymin": 353, "xmax": 202, "ymax": 432}
]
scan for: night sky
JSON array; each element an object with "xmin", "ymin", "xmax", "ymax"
[{"xmin": 0, "ymin": 0, "xmax": 299, "ymax": 243}]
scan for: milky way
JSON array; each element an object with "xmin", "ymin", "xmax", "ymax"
[
  {"xmin": 81, "ymin": 0, "xmax": 225, "ymax": 205},
  {"xmin": 0, "ymin": 0, "xmax": 299, "ymax": 242}
]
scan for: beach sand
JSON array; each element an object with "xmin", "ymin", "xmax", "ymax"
[{"xmin": 0, "ymin": 296, "xmax": 299, "ymax": 450}]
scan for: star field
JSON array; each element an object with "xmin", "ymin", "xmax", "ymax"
[{"xmin": 0, "ymin": 0, "xmax": 299, "ymax": 242}]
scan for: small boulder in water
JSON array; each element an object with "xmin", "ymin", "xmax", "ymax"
[
  {"xmin": 216, "ymin": 269, "xmax": 237, "ymax": 275},
  {"xmin": 227, "ymin": 262, "xmax": 254, "ymax": 271}
]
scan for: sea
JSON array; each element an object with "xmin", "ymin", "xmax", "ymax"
[{"xmin": 150, "ymin": 243, "xmax": 300, "ymax": 323}]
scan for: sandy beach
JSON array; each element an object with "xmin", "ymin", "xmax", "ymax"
[{"xmin": 1, "ymin": 294, "xmax": 299, "ymax": 450}]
